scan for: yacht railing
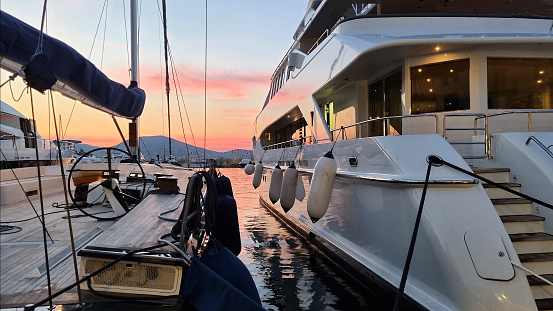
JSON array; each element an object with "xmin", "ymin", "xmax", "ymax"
[
  {"xmin": 263, "ymin": 135, "xmax": 317, "ymax": 150},
  {"xmin": 442, "ymin": 113, "xmax": 488, "ymax": 159},
  {"xmin": 0, "ymin": 134, "xmax": 77, "ymax": 150},
  {"xmin": 526, "ymin": 135, "xmax": 553, "ymax": 160},
  {"xmin": 444, "ymin": 110, "xmax": 553, "ymax": 159},
  {"xmin": 474, "ymin": 110, "xmax": 553, "ymax": 132},
  {"xmin": 329, "ymin": 113, "xmax": 439, "ymax": 140},
  {"xmin": 307, "ymin": 29, "xmax": 329, "ymax": 54}
]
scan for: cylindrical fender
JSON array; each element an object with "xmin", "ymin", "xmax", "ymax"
[
  {"xmin": 296, "ymin": 175, "xmax": 305, "ymax": 202},
  {"xmin": 280, "ymin": 162, "xmax": 298, "ymax": 212},
  {"xmin": 307, "ymin": 151, "xmax": 337, "ymax": 223},
  {"xmin": 252, "ymin": 161, "xmax": 263, "ymax": 189},
  {"xmin": 269, "ymin": 165, "xmax": 283, "ymax": 204},
  {"xmin": 244, "ymin": 162, "xmax": 255, "ymax": 175}
]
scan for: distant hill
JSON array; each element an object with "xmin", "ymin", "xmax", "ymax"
[{"xmin": 75, "ymin": 136, "xmax": 252, "ymax": 160}]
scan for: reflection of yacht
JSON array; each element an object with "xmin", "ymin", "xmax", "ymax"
[
  {"xmin": 1, "ymin": 100, "xmax": 76, "ymax": 168},
  {"xmin": 254, "ymin": 1, "xmax": 553, "ymax": 310}
]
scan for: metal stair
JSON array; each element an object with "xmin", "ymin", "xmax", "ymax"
[{"xmin": 474, "ymin": 166, "xmax": 553, "ymax": 310}]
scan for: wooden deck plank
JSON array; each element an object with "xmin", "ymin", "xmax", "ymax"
[{"xmin": 86, "ymin": 193, "xmax": 185, "ymax": 252}]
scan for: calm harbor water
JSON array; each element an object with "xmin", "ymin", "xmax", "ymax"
[{"xmin": 219, "ymin": 168, "xmax": 382, "ymax": 311}]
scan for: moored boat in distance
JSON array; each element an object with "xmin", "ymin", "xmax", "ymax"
[
  {"xmin": 253, "ymin": 1, "xmax": 553, "ymax": 310},
  {"xmin": 1, "ymin": 100, "xmax": 77, "ymax": 169}
]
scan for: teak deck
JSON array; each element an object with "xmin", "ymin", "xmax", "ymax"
[
  {"xmin": 84, "ymin": 193, "xmax": 185, "ymax": 253},
  {"xmin": 0, "ymin": 167, "xmax": 193, "ymax": 308}
]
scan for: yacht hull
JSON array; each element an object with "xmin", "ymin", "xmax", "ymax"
[{"xmin": 255, "ymin": 134, "xmax": 538, "ymax": 310}]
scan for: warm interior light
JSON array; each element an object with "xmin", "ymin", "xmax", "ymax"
[
  {"xmin": 427, "ymin": 78, "xmax": 431, "ymax": 82},
  {"xmin": 429, "ymin": 89, "xmax": 433, "ymax": 92},
  {"xmin": 435, "ymin": 46, "xmax": 440, "ymax": 51},
  {"xmin": 539, "ymin": 70, "xmax": 545, "ymax": 74},
  {"xmin": 537, "ymin": 80, "xmax": 543, "ymax": 84},
  {"xmin": 450, "ymin": 69, "xmax": 454, "ymax": 73},
  {"xmin": 418, "ymin": 69, "xmax": 422, "ymax": 72}
]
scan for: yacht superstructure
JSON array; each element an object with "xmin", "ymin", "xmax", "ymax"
[
  {"xmin": 1, "ymin": 100, "xmax": 76, "ymax": 168},
  {"xmin": 253, "ymin": 1, "xmax": 553, "ymax": 310}
]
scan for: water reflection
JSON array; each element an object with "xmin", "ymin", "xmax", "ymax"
[{"xmin": 219, "ymin": 169, "xmax": 380, "ymax": 311}]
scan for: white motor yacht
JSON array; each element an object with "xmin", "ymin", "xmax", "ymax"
[
  {"xmin": 1, "ymin": 100, "xmax": 76, "ymax": 169},
  {"xmin": 253, "ymin": 1, "xmax": 553, "ymax": 310}
]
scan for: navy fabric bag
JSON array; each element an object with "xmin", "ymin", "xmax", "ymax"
[
  {"xmin": 199, "ymin": 240, "xmax": 260, "ymax": 305},
  {"xmin": 214, "ymin": 195, "xmax": 241, "ymax": 256},
  {"xmin": 182, "ymin": 256, "xmax": 264, "ymax": 311}
]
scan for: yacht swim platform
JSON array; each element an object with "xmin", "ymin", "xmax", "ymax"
[{"xmin": 0, "ymin": 169, "xmax": 193, "ymax": 308}]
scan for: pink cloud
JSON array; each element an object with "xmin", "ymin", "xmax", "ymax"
[
  {"xmin": 220, "ymin": 110, "xmax": 259, "ymax": 114},
  {"xmin": 138, "ymin": 64, "xmax": 270, "ymax": 99}
]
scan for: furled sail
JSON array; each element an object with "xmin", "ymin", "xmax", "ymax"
[{"xmin": 0, "ymin": 10, "xmax": 146, "ymax": 118}]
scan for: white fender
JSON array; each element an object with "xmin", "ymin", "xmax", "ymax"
[
  {"xmin": 252, "ymin": 161, "xmax": 263, "ymax": 189},
  {"xmin": 244, "ymin": 162, "xmax": 255, "ymax": 175},
  {"xmin": 307, "ymin": 151, "xmax": 337, "ymax": 223},
  {"xmin": 296, "ymin": 174, "xmax": 305, "ymax": 202},
  {"xmin": 280, "ymin": 162, "xmax": 298, "ymax": 212},
  {"xmin": 269, "ymin": 165, "xmax": 283, "ymax": 204}
]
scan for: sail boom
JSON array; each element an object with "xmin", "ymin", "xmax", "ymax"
[{"xmin": 0, "ymin": 11, "xmax": 146, "ymax": 118}]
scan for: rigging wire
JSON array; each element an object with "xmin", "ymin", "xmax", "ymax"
[
  {"xmin": 35, "ymin": 0, "xmax": 48, "ymax": 54},
  {"xmin": 161, "ymin": 0, "xmax": 172, "ymax": 159},
  {"xmin": 0, "ymin": 148, "xmax": 53, "ymax": 242},
  {"xmin": 167, "ymin": 45, "xmax": 200, "ymax": 159},
  {"xmin": 156, "ymin": 0, "xmax": 166, "ymax": 154},
  {"xmin": 139, "ymin": 137, "xmax": 153, "ymax": 160},
  {"xmin": 100, "ymin": 0, "xmax": 109, "ymax": 69},
  {"xmin": 62, "ymin": 100, "xmax": 77, "ymax": 140},
  {"xmin": 168, "ymin": 48, "xmax": 191, "ymax": 162},
  {"xmin": 88, "ymin": 0, "xmax": 108, "ymax": 60},
  {"xmin": 49, "ymin": 90, "xmax": 83, "ymax": 306},
  {"xmin": 203, "ymin": 0, "xmax": 208, "ymax": 167},
  {"xmin": 122, "ymin": 0, "xmax": 132, "ymax": 78},
  {"xmin": 29, "ymin": 87, "xmax": 54, "ymax": 309}
]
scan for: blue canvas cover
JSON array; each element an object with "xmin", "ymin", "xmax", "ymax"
[
  {"xmin": 182, "ymin": 256, "xmax": 265, "ymax": 311},
  {"xmin": 0, "ymin": 10, "xmax": 146, "ymax": 118}
]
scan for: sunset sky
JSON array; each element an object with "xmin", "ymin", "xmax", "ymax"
[{"xmin": 0, "ymin": 0, "xmax": 307, "ymax": 151}]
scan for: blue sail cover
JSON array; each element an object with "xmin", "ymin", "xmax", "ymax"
[{"xmin": 0, "ymin": 10, "xmax": 145, "ymax": 118}]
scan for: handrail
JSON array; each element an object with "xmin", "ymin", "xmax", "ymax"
[
  {"xmin": 307, "ymin": 29, "xmax": 329, "ymax": 54},
  {"xmin": 330, "ymin": 113, "xmax": 439, "ymax": 138},
  {"xmin": 526, "ymin": 136, "xmax": 553, "ymax": 159},
  {"xmin": 443, "ymin": 113, "xmax": 489, "ymax": 158},
  {"xmin": 428, "ymin": 155, "xmax": 553, "ymax": 210},
  {"xmin": 263, "ymin": 135, "xmax": 317, "ymax": 151},
  {"xmin": 475, "ymin": 110, "xmax": 553, "ymax": 132}
]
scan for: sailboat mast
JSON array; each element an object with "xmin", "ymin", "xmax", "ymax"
[
  {"xmin": 162, "ymin": 0, "xmax": 171, "ymax": 160},
  {"xmin": 129, "ymin": 0, "xmax": 139, "ymax": 159}
]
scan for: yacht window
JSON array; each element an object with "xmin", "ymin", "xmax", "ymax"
[
  {"xmin": 0, "ymin": 113, "xmax": 21, "ymax": 130},
  {"xmin": 488, "ymin": 58, "xmax": 553, "ymax": 109},
  {"xmin": 411, "ymin": 59, "xmax": 470, "ymax": 113}
]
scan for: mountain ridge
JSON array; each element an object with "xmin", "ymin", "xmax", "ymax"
[{"xmin": 75, "ymin": 135, "xmax": 253, "ymax": 160}]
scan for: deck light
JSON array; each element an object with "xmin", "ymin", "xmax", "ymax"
[
  {"xmin": 435, "ymin": 46, "xmax": 440, "ymax": 51},
  {"xmin": 538, "ymin": 80, "xmax": 543, "ymax": 84},
  {"xmin": 429, "ymin": 89, "xmax": 433, "ymax": 92},
  {"xmin": 418, "ymin": 69, "xmax": 422, "ymax": 72},
  {"xmin": 450, "ymin": 69, "xmax": 454, "ymax": 73},
  {"xmin": 539, "ymin": 70, "xmax": 545, "ymax": 74},
  {"xmin": 427, "ymin": 78, "xmax": 431, "ymax": 82}
]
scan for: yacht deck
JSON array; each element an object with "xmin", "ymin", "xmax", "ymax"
[{"xmin": 0, "ymin": 168, "xmax": 193, "ymax": 308}]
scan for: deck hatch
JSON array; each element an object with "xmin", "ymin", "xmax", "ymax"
[{"xmin": 464, "ymin": 229, "xmax": 514, "ymax": 281}]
